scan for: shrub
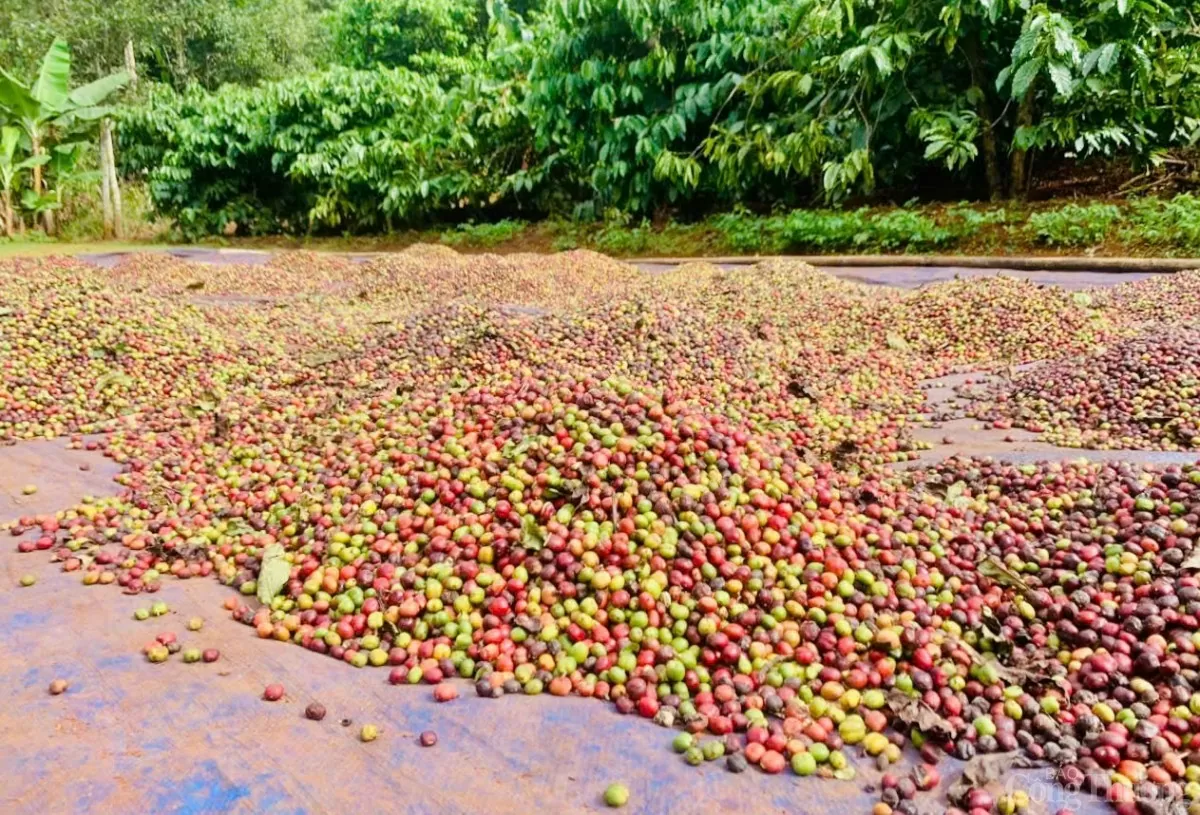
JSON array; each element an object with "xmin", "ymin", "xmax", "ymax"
[
  {"xmin": 778, "ymin": 208, "xmax": 949, "ymax": 252},
  {"xmin": 1120, "ymin": 194, "xmax": 1200, "ymax": 254},
  {"xmin": 441, "ymin": 219, "xmax": 527, "ymax": 247},
  {"xmin": 1025, "ymin": 203, "xmax": 1123, "ymax": 247},
  {"xmin": 119, "ymin": 68, "xmax": 531, "ymax": 238}
]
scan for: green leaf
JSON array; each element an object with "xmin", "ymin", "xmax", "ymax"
[
  {"xmin": 838, "ymin": 45, "xmax": 867, "ymax": 73},
  {"xmin": 16, "ymin": 154, "xmax": 50, "ymax": 171},
  {"xmin": 0, "ymin": 127, "xmax": 17, "ymax": 165},
  {"xmin": 1048, "ymin": 62, "xmax": 1073, "ymax": 96},
  {"xmin": 869, "ymin": 47, "xmax": 892, "ymax": 75},
  {"xmin": 1010, "ymin": 58, "xmax": 1043, "ymax": 97},
  {"xmin": 1097, "ymin": 43, "xmax": 1119, "ymax": 74},
  {"xmin": 68, "ymin": 72, "xmax": 129, "ymax": 109},
  {"xmin": 57, "ymin": 105, "xmax": 116, "ymax": 126},
  {"xmin": 256, "ymin": 543, "xmax": 292, "ymax": 605},
  {"xmin": 0, "ymin": 69, "xmax": 37, "ymax": 121},
  {"xmin": 945, "ymin": 481, "xmax": 970, "ymax": 509},
  {"xmin": 995, "ymin": 65, "xmax": 1012, "ymax": 92},
  {"xmin": 33, "ymin": 39, "xmax": 71, "ymax": 113},
  {"xmin": 521, "ymin": 514, "xmax": 545, "ymax": 551},
  {"xmin": 1012, "ymin": 28, "xmax": 1038, "ymax": 62}
]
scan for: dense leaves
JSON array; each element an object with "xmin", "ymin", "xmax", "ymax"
[
  {"xmin": 117, "ymin": 0, "xmax": 1200, "ymax": 233},
  {"xmin": 329, "ymin": 0, "xmax": 486, "ymax": 78},
  {"xmin": 0, "ymin": 0, "xmax": 326, "ymax": 89},
  {"xmin": 119, "ymin": 67, "xmax": 531, "ymax": 236}
]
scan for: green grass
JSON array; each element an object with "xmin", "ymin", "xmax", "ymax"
[
  {"xmin": 8, "ymin": 194, "xmax": 1200, "ymax": 260},
  {"xmin": 0, "ymin": 239, "xmax": 176, "ymax": 258}
]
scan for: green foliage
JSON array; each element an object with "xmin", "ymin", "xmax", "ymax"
[
  {"xmin": 1026, "ymin": 203, "xmax": 1122, "ymax": 247},
  {"xmin": 519, "ymin": 0, "xmax": 1200, "ymax": 211},
  {"xmin": 441, "ymin": 218, "xmax": 527, "ymax": 247},
  {"xmin": 330, "ymin": 0, "xmax": 485, "ymax": 78},
  {"xmin": 778, "ymin": 208, "xmax": 951, "ymax": 253},
  {"xmin": 109, "ymin": 0, "xmax": 1200, "ymax": 235},
  {"xmin": 1120, "ymin": 194, "xmax": 1200, "ymax": 254},
  {"xmin": 708, "ymin": 212, "xmax": 787, "ymax": 254},
  {"xmin": 0, "ymin": 0, "xmax": 325, "ymax": 89},
  {"xmin": 0, "ymin": 38, "xmax": 128, "ymax": 232},
  {"xmin": 119, "ymin": 66, "xmax": 531, "ymax": 237}
]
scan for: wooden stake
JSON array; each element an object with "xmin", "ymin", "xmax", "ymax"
[
  {"xmin": 125, "ymin": 40, "xmax": 138, "ymax": 91},
  {"xmin": 104, "ymin": 121, "xmax": 123, "ymax": 238},
  {"xmin": 100, "ymin": 120, "xmax": 114, "ymax": 239}
]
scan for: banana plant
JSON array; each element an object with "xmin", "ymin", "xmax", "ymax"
[
  {"xmin": 0, "ymin": 126, "xmax": 49, "ymax": 238},
  {"xmin": 0, "ymin": 38, "xmax": 128, "ymax": 232}
]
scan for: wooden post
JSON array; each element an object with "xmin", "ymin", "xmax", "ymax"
[
  {"xmin": 103, "ymin": 121, "xmax": 123, "ymax": 238},
  {"xmin": 99, "ymin": 120, "xmax": 114, "ymax": 239},
  {"xmin": 124, "ymin": 40, "xmax": 138, "ymax": 90},
  {"xmin": 106, "ymin": 40, "xmax": 137, "ymax": 239}
]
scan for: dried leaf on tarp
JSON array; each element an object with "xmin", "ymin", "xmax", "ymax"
[
  {"xmin": 887, "ymin": 691, "xmax": 955, "ymax": 740},
  {"xmin": 956, "ymin": 637, "xmax": 1071, "ymax": 696},
  {"xmin": 797, "ymin": 446, "xmax": 823, "ymax": 466},
  {"xmin": 1181, "ymin": 549, "xmax": 1200, "ymax": 571},
  {"xmin": 95, "ymin": 372, "xmax": 133, "ymax": 392},
  {"xmin": 303, "ymin": 351, "xmax": 346, "ymax": 367},
  {"xmin": 185, "ymin": 280, "xmax": 205, "ymax": 290},
  {"xmin": 256, "ymin": 543, "xmax": 291, "ymax": 605},
  {"xmin": 948, "ymin": 752, "xmax": 1035, "ymax": 802},
  {"xmin": 786, "ymin": 380, "xmax": 817, "ymax": 400},
  {"xmin": 978, "ymin": 555, "xmax": 1030, "ymax": 592}
]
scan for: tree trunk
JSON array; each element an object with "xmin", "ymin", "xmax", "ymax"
[
  {"xmin": 2, "ymin": 190, "xmax": 12, "ymax": 238},
  {"xmin": 100, "ymin": 121, "xmax": 115, "ymax": 239},
  {"xmin": 962, "ymin": 35, "xmax": 1004, "ymax": 201},
  {"xmin": 31, "ymin": 131, "xmax": 56, "ymax": 235},
  {"xmin": 1009, "ymin": 85, "xmax": 1036, "ymax": 201}
]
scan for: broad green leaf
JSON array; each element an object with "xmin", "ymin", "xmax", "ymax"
[
  {"xmin": 0, "ymin": 70, "xmax": 37, "ymax": 121},
  {"xmin": 256, "ymin": 543, "xmax": 291, "ymax": 605},
  {"xmin": 0, "ymin": 127, "xmax": 17, "ymax": 164},
  {"xmin": 1097, "ymin": 43, "xmax": 1120, "ymax": 74},
  {"xmin": 33, "ymin": 39, "xmax": 71, "ymax": 113},
  {"xmin": 56, "ymin": 105, "xmax": 117, "ymax": 126},
  {"xmin": 1048, "ymin": 62, "xmax": 1073, "ymax": 96},
  {"xmin": 1052, "ymin": 28, "xmax": 1074, "ymax": 60},
  {"xmin": 1010, "ymin": 58, "xmax": 1043, "ymax": 97},
  {"xmin": 838, "ymin": 45, "xmax": 867, "ymax": 73},
  {"xmin": 521, "ymin": 514, "xmax": 545, "ymax": 551},
  {"xmin": 68, "ymin": 72, "xmax": 128, "ymax": 108},
  {"xmin": 16, "ymin": 154, "xmax": 50, "ymax": 170},
  {"xmin": 869, "ymin": 47, "xmax": 892, "ymax": 75},
  {"xmin": 995, "ymin": 65, "xmax": 1012, "ymax": 91}
]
